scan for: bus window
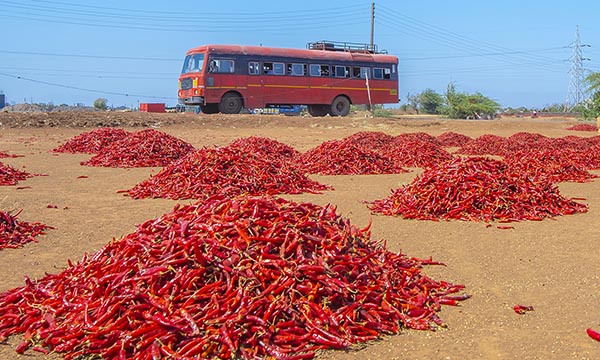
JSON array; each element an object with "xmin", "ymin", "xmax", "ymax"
[
  {"xmin": 291, "ymin": 63, "xmax": 306, "ymax": 76},
  {"xmin": 273, "ymin": 62, "xmax": 285, "ymax": 75},
  {"xmin": 309, "ymin": 64, "xmax": 321, "ymax": 76},
  {"xmin": 248, "ymin": 61, "xmax": 260, "ymax": 75},
  {"xmin": 352, "ymin": 66, "xmax": 370, "ymax": 79},
  {"xmin": 208, "ymin": 59, "xmax": 234, "ymax": 73},
  {"xmin": 263, "ymin": 62, "xmax": 273, "ymax": 74},
  {"xmin": 335, "ymin": 65, "xmax": 349, "ymax": 78},
  {"xmin": 182, "ymin": 53, "xmax": 205, "ymax": 74},
  {"xmin": 373, "ymin": 68, "xmax": 384, "ymax": 79},
  {"xmin": 320, "ymin": 65, "xmax": 330, "ymax": 76},
  {"xmin": 361, "ymin": 67, "xmax": 370, "ymax": 79},
  {"xmin": 383, "ymin": 68, "xmax": 391, "ymax": 79}
]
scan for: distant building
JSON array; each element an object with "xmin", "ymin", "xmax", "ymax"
[{"xmin": 0, "ymin": 94, "xmax": 5, "ymax": 109}]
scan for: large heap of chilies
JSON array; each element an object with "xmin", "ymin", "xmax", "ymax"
[
  {"xmin": 0, "ymin": 210, "xmax": 52, "ymax": 250},
  {"xmin": 370, "ymin": 157, "xmax": 588, "ymax": 222},
  {"xmin": 0, "ymin": 195, "xmax": 467, "ymax": 359}
]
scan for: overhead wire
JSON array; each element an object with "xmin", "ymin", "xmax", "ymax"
[
  {"xmin": 376, "ymin": 4, "xmax": 568, "ymax": 75},
  {"xmin": 0, "ymin": 72, "xmax": 176, "ymax": 100}
]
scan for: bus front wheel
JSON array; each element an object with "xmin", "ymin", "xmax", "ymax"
[
  {"xmin": 218, "ymin": 93, "xmax": 243, "ymax": 114},
  {"xmin": 329, "ymin": 96, "xmax": 350, "ymax": 117},
  {"xmin": 308, "ymin": 105, "xmax": 329, "ymax": 117}
]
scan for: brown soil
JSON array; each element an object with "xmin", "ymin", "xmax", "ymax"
[{"xmin": 0, "ymin": 112, "xmax": 599, "ymax": 359}]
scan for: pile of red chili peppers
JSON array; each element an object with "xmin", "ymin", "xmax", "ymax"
[
  {"xmin": 369, "ymin": 157, "xmax": 588, "ymax": 222},
  {"xmin": 0, "ymin": 195, "xmax": 467, "ymax": 359},
  {"xmin": 227, "ymin": 136, "xmax": 300, "ymax": 163},
  {"xmin": 566, "ymin": 124, "xmax": 598, "ymax": 131},
  {"xmin": 436, "ymin": 132, "xmax": 472, "ymax": 147},
  {"xmin": 125, "ymin": 146, "xmax": 330, "ymax": 200},
  {"xmin": 383, "ymin": 138, "xmax": 454, "ymax": 168},
  {"xmin": 455, "ymin": 134, "xmax": 509, "ymax": 156},
  {"xmin": 344, "ymin": 131, "xmax": 396, "ymax": 152},
  {"xmin": 505, "ymin": 149, "xmax": 598, "ymax": 183},
  {"xmin": 295, "ymin": 139, "xmax": 408, "ymax": 175},
  {"xmin": 0, "ymin": 162, "xmax": 38, "ymax": 186},
  {"xmin": 0, "ymin": 210, "xmax": 52, "ymax": 250},
  {"xmin": 52, "ymin": 128, "xmax": 130, "ymax": 154},
  {"xmin": 81, "ymin": 129, "xmax": 195, "ymax": 168}
]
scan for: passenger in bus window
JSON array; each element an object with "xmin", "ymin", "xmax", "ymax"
[
  {"xmin": 263, "ymin": 62, "xmax": 273, "ymax": 74},
  {"xmin": 209, "ymin": 60, "xmax": 217, "ymax": 73}
]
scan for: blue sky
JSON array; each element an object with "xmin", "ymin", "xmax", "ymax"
[{"xmin": 1, "ymin": 0, "xmax": 598, "ymax": 109}]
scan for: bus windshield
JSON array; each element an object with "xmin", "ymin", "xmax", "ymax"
[{"xmin": 181, "ymin": 53, "xmax": 205, "ymax": 74}]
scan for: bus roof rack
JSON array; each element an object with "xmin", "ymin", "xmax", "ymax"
[{"xmin": 307, "ymin": 40, "xmax": 387, "ymax": 54}]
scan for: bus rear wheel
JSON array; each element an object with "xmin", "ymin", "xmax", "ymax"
[
  {"xmin": 218, "ymin": 93, "xmax": 243, "ymax": 114},
  {"xmin": 308, "ymin": 104, "xmax": 329, "ymax": 117},
  {"xmin": 329, "ymin": 96, "xmax": 351, "ymax": 117}
]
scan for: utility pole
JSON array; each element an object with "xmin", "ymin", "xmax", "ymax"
[
  {"xmin": 565, "ymin": 25, "xmax": 591, "ymax": 111},
  {"xmin": 370, "ymin": 2, "xmax": 375, "ymax": 52}
]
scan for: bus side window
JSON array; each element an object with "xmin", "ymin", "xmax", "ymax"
[
  {"xmin": 335, "ymin": 66, "xmax": 349, "ymax": 78},
  {"xmin": 248, "ymin": 61, "xmax": 260, "ymax": 75},
  {"xmin": 220, "ymin": 60, "xmax": 234, "ymax": 73},
  {"xmin": 383, "ymin": 68, "xmax": 391, "ymax": 79},
  {"xmin": 373, "ymin": 68, "xmax": 384, "ymax": 79},
  {"xmin": 263, "ymin": 62, "xmax": 274, "ymax": 74},
  {"xmin": 352, "ymin": 67, "xmax": 361, "ymax": 78},
  {"xmin": 273, "ymin": 62, "xmax": 285, "ymax": 75},
  {"xmin": 360, "ymin": 67, "xmax": 370, "ymax": 79},
  {"xmin": 320, "ymin": 65, "xmax": 330, "ymax": 77},
  {"xmin": 309, "ymin": 64, "xmax": 321, "ymax": 76},
  {"xmin": 291, "ymin": 63, "xmax": 305, "ymax": 76}
]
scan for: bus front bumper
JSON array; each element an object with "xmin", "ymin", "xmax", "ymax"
[{"xmin": 178, "ymin": 96, "xmax": 204, "ymax": 105}]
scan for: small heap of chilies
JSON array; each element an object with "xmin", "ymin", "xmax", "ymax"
[
  {"xmin": 82, "ymin": 129, "xmax": 195, "ymax": 167},
  {"xmin": 0, "ymin": 162, "xmax": 39, "ymax": 186},
  {"xmin": 51, "ymin": 128, "xmax": 130, "ymax": 154},
  {"xmin": 0, "ymin": 210, "xmax": 52, "ymax": 250}
]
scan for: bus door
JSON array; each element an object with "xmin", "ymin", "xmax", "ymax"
[{"xmin": 246, "ymin": 61, "xmax": 264, "ymax": 108}]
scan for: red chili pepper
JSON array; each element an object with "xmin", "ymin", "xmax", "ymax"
[
  {"xmin": 586, "ymin": 328, "xmax": 600, "ymax": 342},
  {"xmin": 513, "ymin": 304, "xmax": 534, "ymax": 314}
]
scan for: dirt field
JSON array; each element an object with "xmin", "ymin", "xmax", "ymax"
[{"xmin": 0, "ymin": 111, "xmax": 599, "ymax": 359}]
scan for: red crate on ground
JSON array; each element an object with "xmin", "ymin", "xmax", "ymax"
[{"xmin": 140, "ymin": 103, "xmax": 165, "ymax": 113}]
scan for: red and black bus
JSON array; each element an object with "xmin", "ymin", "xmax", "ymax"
[{"xmin": 178, "ymin": 41, "xmax": 398, "ymax": 116}]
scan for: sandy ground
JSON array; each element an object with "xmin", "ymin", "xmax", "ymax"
[{"xmin": 0, "ymin": 112, "xmax": 599, "ymax": 359}]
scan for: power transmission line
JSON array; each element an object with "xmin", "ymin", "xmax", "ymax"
[
  {"xmin": 0, "ymin": 72, "xmax": 176, "ymax": 100},
  {"xmin": 564, "ymin": 25, "xmax": 591, "ymax": 111}
]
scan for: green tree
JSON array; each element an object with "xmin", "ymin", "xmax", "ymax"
[
  {"xmin": 93, "ymin": 98, "xmax": 108, "ymax": 110},
  {"xmin": 586, "ymin": 72, "xmax": 600, "ymax": 93},
  {"xmin": 581, "ymin": 91, "xmax": 600, "ymax": 120},
  {"xmin": 418, "ymin": 89, "xmax": 444, "ymax": 114},
  {"xmin": 443, "ymin": 83, "xmax": 500, "ymax": 119},
  {"xmin": 582, "ymin": 72, "xmax": 600, "ymax": 119}
]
